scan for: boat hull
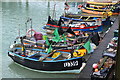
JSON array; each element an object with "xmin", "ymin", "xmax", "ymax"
[
  {"xmin": 45, "ymin": 24, "xmax": 101, "ymax": 31},
  {"xmin": 8, "ymin": 52, "xmax": 83, "ymax": 73},
  {"xmin": 81, "ymin": 7, "xmax": 119, "ymax": 16},
  {"xmin": 87, "ymin": 1, "xmax": 117, "ymax": 5}
]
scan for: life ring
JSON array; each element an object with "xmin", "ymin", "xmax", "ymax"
[
  {"xmin": 26, "ymin": 29, "xmax": 36, "ymax": 37},
  {"xmin": 26, "ymin": 29, "xmax": 43, "ymax": 41}
]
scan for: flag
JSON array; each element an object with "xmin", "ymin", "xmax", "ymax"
[
  {"xmin": 83, "ymin": 41, "xmax": 92, "ymax": 54},
  {"xmin": 47, "ymin": 44, "xmax": 53, "ymax": 54},
  {"xmin": 46, "ymin": 37, "xmax": 50, "ymax": 46},
  {"xmin": 52, "ymin": 28, "xmax": 62, "ymax": 42}
]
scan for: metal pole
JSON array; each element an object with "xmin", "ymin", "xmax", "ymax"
[{"xmin": 115, "ymin": 15, "xmax": 120, "ymax": 80}]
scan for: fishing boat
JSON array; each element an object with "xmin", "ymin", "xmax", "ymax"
[
  {"xmin": 63, "ymin": 13, "xmax": 108, "ymax": 19},
  {"xmin": 11, "ymin": 26, "xmax": 98, "ymax": 51},
  {"xmin": 80, "ymin": 7, "xmax": 113, "ymax": 16},
  {"xmin": 87, "ymin": 4, "xmax": 107, "ymax": 9},
  {"xmin": 84, "ymin": 3, "xmax": 118, "ymax": 11},
  {"xmin": 85, "ymin": 7, "xmax": 111, "ymax": 12},
  {"xmin": 8, "ymin": 26, "xmax": 100, "ymax": 73},
  {"xmin": 86, "ymin": 1, "xmax": 118, "ymax": 6},
  {"xmin": 83, "ymin": 5, "xmax": 119, "ymax": 15},
  {"xmin": 45, "ymin": 24, "xmax": 101, "ymax": 31},
  {"xmin": 8, "ymin": 28, "xmax": 93, "ymax": 73},
  {"xmin": 44, "ymin": 16, "xmax": 102, "ymax": 32},
  {"xmin": 8, "ymin": 46, "xmax": 86, "ymax": 73},
  {"xmin": 81, "ymin": 1, "xmax": 120, "ymax": 16},
  {"xmin": 62, "ymin": 13, "xmax": 112, "ymax": 25}
]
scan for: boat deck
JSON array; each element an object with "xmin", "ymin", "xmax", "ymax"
[{"xmin": 77, "ymin": 16, "xmax": 119, "ymax": 79}]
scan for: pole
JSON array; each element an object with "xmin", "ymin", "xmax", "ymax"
[
  {"xmin": 18, "ymin": 24, "xmax": 21, "ymax": 37},
  {"xmin": 18, "ymin": 28, "xmax": 20, "ymax": 37},
  {"xmin": 30, "ymin": 18, "xmax": 32, "ymax": 37},
  {"xmin": 52, "ymin": 2, "xmax": 56, "ymax": 19},
  {"xmin": 115, "ymin": 15, "xmax": 120, "ymax": 80},
  {"xmin": 47, "ymin": 0, "xmax": 50, "ymax": 16},
  {"xmin": 25, "ymin": 22, "xmax": 27, "ymax": 33},
  {"xmin": 64, "ymin": 0, "xmax": 67, "ymax": 17}
]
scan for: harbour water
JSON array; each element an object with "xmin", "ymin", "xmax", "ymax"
[{"xmin": 1, "ymin": 1, "xmax": 82, "ymax": 78}]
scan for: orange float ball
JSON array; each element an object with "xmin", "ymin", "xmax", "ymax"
[{"xmin": 95, "ymin": 69, "xmax": 99, "ymax": 72}]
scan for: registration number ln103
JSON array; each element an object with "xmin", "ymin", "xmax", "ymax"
[{"xmin": 64, "ymin": 61, "xmax": 78, "ymax": 67}]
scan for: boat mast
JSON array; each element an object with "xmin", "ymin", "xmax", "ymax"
[
  {"xmin": 47, "ymin": 0, "xmax": 50, "ymax": 16},
  {"xmin": 52, "ymin": 0, "xmax": 56, "ymax": 19},
  {"xmin": 30, "ymin": 18, "xmax": 32, "ymax": 37},
  {"xmin": 25, "ymin": 18, "xmax": 30, "ymax": 33},
  {"xmin": 64, "ymin": 0, "xmax": 68, "ymax": 17},
  {"xmin": 18, "ymin": 24, "xmax": 21, "ymax": 37},
  {"xmin": 25, "ymin": 22, "xmax": 27, "ymax": 33}
]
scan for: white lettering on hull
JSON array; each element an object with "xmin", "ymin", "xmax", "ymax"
[{"xmin": 64, "ymin": 61, "xmax": 78, "ymax": 67}]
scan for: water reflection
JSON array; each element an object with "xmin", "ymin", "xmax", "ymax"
[{"xmin": 8, "ymin": 62, "xmax": 78, "ymax": 78}]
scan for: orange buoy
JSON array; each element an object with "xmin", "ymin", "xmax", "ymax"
[{"xmin": 95, "ymin": 68, "xmax": 99, "ymax": 72}]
